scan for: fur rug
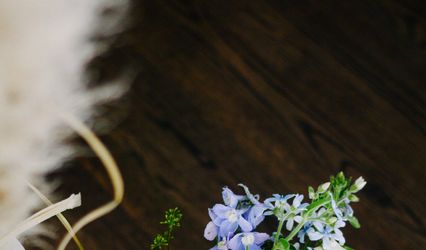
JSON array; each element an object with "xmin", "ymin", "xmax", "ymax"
[{"xmin": 0, "ymin": 0, "xmax": 125, "ymax": 242}]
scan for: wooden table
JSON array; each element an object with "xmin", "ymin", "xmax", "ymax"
[{"xmin": 38, "ymin": 1, "xmax": 426, "ymax": 249}]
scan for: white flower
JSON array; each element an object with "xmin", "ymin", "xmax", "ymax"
[{"xmin": 284, "ymin": 194, "xmax": 308, "ymax": 231}]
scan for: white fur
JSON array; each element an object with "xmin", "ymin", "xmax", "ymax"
[{"xmin": 0, "ymin": 0, "xmax": 125, "ymax": 237}]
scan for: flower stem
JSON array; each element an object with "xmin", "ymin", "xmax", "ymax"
[
  {"xmin": 285, "ymin": 218, "xmax": 305, "ymax": 241},
  {"xmin": 272, "ymin": 218, "xmax": 285, "ymax": 250}
]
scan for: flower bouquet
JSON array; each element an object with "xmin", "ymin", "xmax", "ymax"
[{"xmin": 204, "ymin": 173, "xmax": 366, "ymax": 250}]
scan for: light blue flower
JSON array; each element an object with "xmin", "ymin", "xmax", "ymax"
[
  {"xmin": 330, "ymin": 194, "xmax": 343, "ymax": 220},
  {"xmin": 222, "ymin": 187, "xmax": 245, "ymax": 208},
  {"xmin": 284, "ymin": 194, "xmax": 308, "ymax": 230},
  {"xmin": 211, "ymin": 204, "xmax": 253, "ymax": 237},
  {"xmin": 228, "ymin": 232, "xmax": 269, "ymax": 250},
  {"xmin": 307, "ymin": 220, "xmax": 345, "ymax": 249},
  {"xmin": 330, "ymin": 194, "xmax": 354, "ymax": 221},
  {"xmin": 264, "ymin": 194, "xmax": 295, "ymax": 218}
]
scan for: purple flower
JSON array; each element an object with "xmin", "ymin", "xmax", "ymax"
[{"xmin": 228, "ymin": 232, "xmax": 269, "ymax": 250}]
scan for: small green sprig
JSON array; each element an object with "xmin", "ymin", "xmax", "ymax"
[{"xmin": 150, "ymin": 207, "xmax": 183, "ymax": 250}]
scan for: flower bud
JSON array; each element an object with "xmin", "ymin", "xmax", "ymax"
[
  {"xmin": 318, "ymin": 182, "xmax": 330, "ymax": 193},
  {"xmin": 349, "ymin": 194, "xmax": 359, "ymax": 202},
  {"xmin": 308, "ymin": 186, "xmax": 315, "ymax": 199},
  {"xmin": 350, "ymin": 177, "xmax": 367, "ymax": 192},
  {"xmin": 327, "ymin": 217, "xmax": 337, "ymax": 224}
]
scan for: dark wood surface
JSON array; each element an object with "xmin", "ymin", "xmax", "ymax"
[{"xmin": 38, "ymin": 1, "xmax": 426, "ymax": 249}]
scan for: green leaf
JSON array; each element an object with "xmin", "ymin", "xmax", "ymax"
[
  {"xmin": 306, "ymin": 196, "xmax": 330, "ymax": 214},
  {"xmin": 275, "ymin": 239, "xmax": 290, "ymax": 250}
]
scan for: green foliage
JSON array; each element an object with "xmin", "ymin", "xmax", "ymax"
[
  {"xmin": 275, "ymin": 239, "xmax": 290, "ymax": 250},
  {"xmin": 151, "ymin": 235, "xmax": 168, "ymax": 249},
  {"xmin": 150, "ymin": 207, "xmax": 183, "ymax": 250}
]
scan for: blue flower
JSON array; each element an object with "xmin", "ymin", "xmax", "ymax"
[
  {"xmin": 245, "ymin": 204, "xmax": 268, "ymax": 229},
  {"xmin": 228, "ymin": 232, "xmax": 269, "ymax": 250},
  {"xmin": 222, "ymin": 187, "xmax": 245, "ymax": 208},
  {"xmin": 211, "ymin": 204, "xmax": 253, "ymax": 237},
  {"xmin": 307, "ymin": 220, "xmax": 345, "ymax": 249}
]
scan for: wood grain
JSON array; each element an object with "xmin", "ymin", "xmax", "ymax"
[{"xmin": 30, "ymin": 0, "xmax": 426, "ymax": 249}]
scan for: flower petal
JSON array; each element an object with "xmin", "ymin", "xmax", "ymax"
[
  {"xmin": 293, "ymin": 195, "xmax": 304, "ymax": 208},
  {"xmin": 228, "ymin": 233, "xmax": 242, "ymax": 250},
  {"xmin": 247, "ymin": 205, "xmax": 267, "ymax": 228},
  {"xmin": 308, "ymin": 231, "xmax": 323, "ymax": 241},
  {"xmin": 322, "ymin": 236, "xmax": 331, "ymax": 249},
  {"xmin": 286, "ymin": 218, "xmax": 294, "ymax": 231},
  {"xmin": 209, "ymin": 208, "xmax": 217, "ymax": 221},
  {"xmin": 222, "ymin": 187, "xmax": 243, "ymax": 208},
  {"xmin": 294, "ymin": 215, "xmax": 303, "ymax": 223},
  {"xmin": 313, "ymin": 221, "xmax": 324, "ymax": 231},
  {"xmin": 220, "ymin": 221, "xmax": 238, "ymax": 237},
  {"xmin": 249, "ymin": 245, "xmax": 262, "ymax": 250},
  {"xmin": 204, "ymin": 221, "xmax": 218, "ymax": 241},
  {"xmin": 253, "ymin": 232, "xmax": 270, "ymax": 244},
  {"xmin": 238, "ymin": 216, "xmax": 253, "ymax": 232},
  {"xmin": 332, "ymin": 231, "xmax": 345, "ymax": 245},
  {"xmin": 213, "ymin": 204, "xmax": 230, "ymax": 218}
]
